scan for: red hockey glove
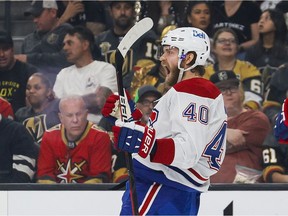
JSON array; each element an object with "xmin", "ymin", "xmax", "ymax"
[
  {"xmin": 112, "ymin": 121, "xmax": 156, "ymax": 158},
  {"xmin": 101, "ymin": 91, "xmax": 142, "ymax": 124},
  {"xmin": 282, "ymin": 99, "xmax": 288, "ymax": 127}
]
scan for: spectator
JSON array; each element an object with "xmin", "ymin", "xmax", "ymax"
[
  {"xmin": 144, "ymin": 1, "xmax": 180, "ymax": 36},
  {"xmin": 134, "ymin": 85, "xmax": 162, "ymax": 125},
  {"xmin": 263, "ymin": 64, "xmax": 288, "ymax": 124},
  {"xmin": 56, "ymin": 0, "xmax": 106, "ymax": 36},
  {"xmin": 15, "ymin": 73, "xmax": 60, "ymax": 145},
  {"xmin": 209, "ymin": 70, "xmax": 270, "ymax": 183},
  {"xmin": 37, "ymin": 95, "xmax": 111, "ymax": 183},
  {"xmin": 94, "ymin": 1, "xmax": 158, "ymax": 90},
  {"xmin": 204, "ymin": 28, "xmax": 263, "ymax": 110},
  {"xmin": 0, "ymin": 114, "xmax": 39, "ymax": 183},
  {"xmin": 16, "ymin": 0, "xmax": 73, "ymax": 85},
  {"xmin": 212, "ymin": 0, "xmax": 261, "ymax": 58},
  {"xmin": 182, "ymin": 1, "xmax": 213, "ymax": 37},
  {"xmin": 53, "ymin": 26, "xmax": 117, "ymax": 124},
  {"xmin": 0, "ymin": 30, "xmax": 37, "ymax": 113},
  {"xmin": 0, "ymin": 97, "xmax": 14, "ymax": 119},
  {"xmin": 182, "ymin": 1, "xmax": 214, "ymax": 65},
  {"xmin": 261, "ymin": 64, "xmax": 288, "ymax": 171},
  {"xmin": 245, "ymin": 9, "xmax": 288, "ymax": 94}
]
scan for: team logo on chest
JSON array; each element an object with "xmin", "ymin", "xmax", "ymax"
[
  {"xmin": 23, "ymin": 114, "xmax": 47, "ymax": 144},
  {"xmin": 148, "ymin": 109, "xmax": 159, "ymax": 127},
  {"xmin": 56, "ymin": 159, "xmax": 86, "ymax": 183}
]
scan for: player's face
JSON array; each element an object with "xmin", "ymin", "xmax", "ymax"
[
  {"xmin": 258, "ymin": 11, "xmax": 275, "ymax": 34},
  {"xmin": 63, "ymin": 34, "xmax": 87, "ymax": 64},
  {"xmin": 59, "ymin": 99, "xmax": 88, "ymax": 141},
  {"xmin": 159, "ymin": 45, "xmax": 180, "ymax": 86},
  {"xmin": 187, "ymin": 3, "xmax": 211, "ymax": 31},
  {"xmin": 0, "ymin": 45, "xmax": 15, "ymax": 70},
  {"xmin": 110, "ymin": 2, "xmax": 135, "ymax": 30},
  {"xmin": 26, "ymin": 75, "xmax": 51, "ymax": 109},
  {"xmin": 33, "ymin": 9, "xmax": 57, "ymax": 33},
  {"xmin": 214, "ymin": 32, "xmax": 238, "ymax": 58}
]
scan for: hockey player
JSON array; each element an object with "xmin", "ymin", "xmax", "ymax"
[{"xmin": 102, "ymin": 27, "xmax": 227, "ymax": 215}]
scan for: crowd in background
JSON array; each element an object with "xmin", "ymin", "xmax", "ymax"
[{"xmin": 1, "ymin": 0, "xmax": 288, "ymax": 184}]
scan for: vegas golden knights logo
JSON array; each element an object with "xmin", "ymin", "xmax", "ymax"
[
  {"xmin": 23, "ymin": 114, "xmax": 47, "ymax": 144},
  {"xmin": 56, "ymin": 159, "xmax": 86, "ymax": 183}
]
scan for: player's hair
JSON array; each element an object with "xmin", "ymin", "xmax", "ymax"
[
  {"xmin": 185, "ymin": 51, "xmax": 205, "ymax": 76},
  {"xmin": 66, "ymin": 26, "xmax": 95, "ymax": 52}
]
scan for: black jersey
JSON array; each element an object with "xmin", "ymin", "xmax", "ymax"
[{"xmin": 94, "ymin": 29, "xmax": 158, "ymax": 89}]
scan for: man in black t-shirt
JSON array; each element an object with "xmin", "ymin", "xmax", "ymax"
[{"xmin": 0, "ymin": 30, "xmax": 37, "ymax": 113}]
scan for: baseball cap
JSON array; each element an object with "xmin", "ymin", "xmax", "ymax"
[
  {"xmin": 0, "ymin": 30, "xmax": 13, "ymax": 48},
  {"xmin": 24, "ymin": 0, "xmax": 58, "ymax": 17},
  {"xmin": 134, "ymin": 85, "xmax": 162, "ymax": 103},
  {"xmin": 210, "ymin": 70, "xmax": 240, "ymax": 88}
]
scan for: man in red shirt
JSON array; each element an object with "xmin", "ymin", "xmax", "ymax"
[{"xmin": 37, "ymin": 95, "xmax": 112, "ymax": 183}]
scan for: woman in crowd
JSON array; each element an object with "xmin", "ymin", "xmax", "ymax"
[
  {"xmin": 245, "ymin": 9, "xmax": 288, "ymax": 95},
  {"xmin": 183, "ymin": 1, "xmax": 213, "ymax": 37},
  {"xmin": 15, "ymin": 73, "xmax": 60, "ymax": 144},
  {"xmin": 204, "ymin": 28, "xmax": 263, "ymax": 110}
]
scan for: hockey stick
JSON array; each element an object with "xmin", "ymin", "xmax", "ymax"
[{"xmin": 115, "ymin": 17, "xmax": 153, "ymax": 215}]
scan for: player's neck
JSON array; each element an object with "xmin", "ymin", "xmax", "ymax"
[{"xmin": 182, "ymin": 71, "xmax": 201, "ymax": 80}]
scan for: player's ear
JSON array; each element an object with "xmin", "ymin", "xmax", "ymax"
[{"xmin": 184, "ymin": 52, "xmax": 195, "ymax": 65}]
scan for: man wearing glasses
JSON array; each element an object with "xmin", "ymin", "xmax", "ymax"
[
  {"xmin": 134, "ymin": 85, "xmax": 162, "ymax": 125},
  {"xmin": 210, "ymin": 70, "xmax": 270, "ymax": 183}
]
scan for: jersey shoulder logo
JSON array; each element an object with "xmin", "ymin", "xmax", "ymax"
[{"xmin": 148, "ymin": 109, "xmax": 159, "ymax": 127}]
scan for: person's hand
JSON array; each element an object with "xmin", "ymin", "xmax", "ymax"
[
  {"xmin": 112, "ymin": 121, "xmax": 156, "ymax": 158},
  {"xmin": 274, "ymin": 99, "xmax": 288, "ymax": 143},
  {"xmin": 64, "ymin": 1, "xmax": 84, "ymax": 18},
  {"xmin": 57, "ymin": 1, "xmax": 84, "ymax": 25},
  {"xmin": 101, "ymin": 91, "xmax": 142, "ymax": 124},
  {"xmin": 281, "ymin": 99, "xmax": 288, "ymax": 126},
  {"xmin": 14, "ymin": 54, "xmax": 27, "ymax": 63},
  {"xmin": 226, "ymin": 128, "xmax": 249, "ymax": 152}
]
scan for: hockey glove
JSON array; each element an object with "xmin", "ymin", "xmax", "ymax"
[
  {"xmin": 101, "ymin": 91, "xmax": 142, "ymax": 124},
  {"xmin": 113, "ymin": 121, "xmax": 156, "ymax": 158},
  {"xmin": 274, "ymin": 99, "xmax": 288, "ymax": 143}
]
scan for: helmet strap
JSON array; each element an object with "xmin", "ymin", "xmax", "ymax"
[{"xmin": 177, "ymin": 58, "xmax": 196, "ymax": 83}]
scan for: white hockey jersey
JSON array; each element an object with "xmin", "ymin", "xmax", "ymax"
[{"xmin": 133, "ymin": 77, "xmax": 227, "ymax": 192}]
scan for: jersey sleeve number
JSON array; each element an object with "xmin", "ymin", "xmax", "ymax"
[
  {"xmin": 202, "ymin": 122, "xmax": 227, "ymax": 171},
  {"xmin": 262, "ymin": 147, "xmax": 278, "ymax": 164}
]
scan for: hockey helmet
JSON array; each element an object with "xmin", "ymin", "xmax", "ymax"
[{"xmin": 161, "ymin": 27, "xmax": 210, "ymax": 70}]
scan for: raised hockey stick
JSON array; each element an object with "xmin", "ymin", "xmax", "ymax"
[{"xmin": 115, "ymin": 17, "xmax": 153, "ymax": 215}]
